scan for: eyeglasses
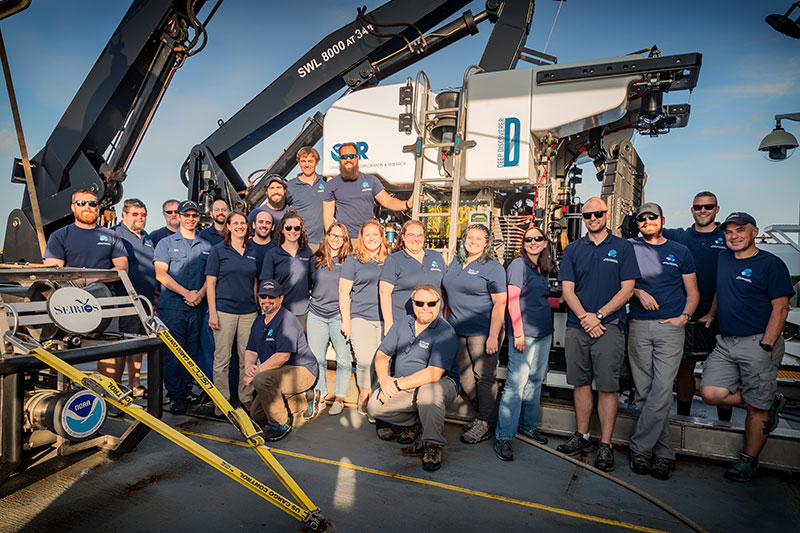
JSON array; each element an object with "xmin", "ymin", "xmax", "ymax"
[
  {"xmin": 163, "ymin": 210, "xmax": 177, "ymax": 215},
  {"xmin": 329, "ymin": 234, "xmax": 346, "ymax": 240},
  {"xmin": 258, "ymin": 294, "xmax": 278, "ymax": 300},
  {"xmin": 128, "ymin": 212, "xmax": 147, "ymax": 218},
  {"xmin": 412, "ymin": 300, "xmax": 439, "ymax": 308},
  {"xmin": 581, "ymin": 210, "xmax": 607, "ymax": 220},
  {"xmin": 636, "ymin": 214, "xmax": 660, "ymax": 222},
  {"xmin": 339, "ymin": 154, "xmax": 358, "ymax": 160},
  {"xmin": 284, "ymin": 225, "xmax": 302, "ymax": 232},
  {"xmin": 180, "ymin": 213, "xmax": 200, "ymax": 219},
  {"xmin": 405, "ymin": 233, "xmax": 425, "ymax": 240},
  {"xmin": 692, "ymin": 203, "xmax": 717, "ymax": 211},
  {"xmin": 74, "ymin": 200, "xmax": 98, "ymax": 207},
  {"xmin": 523, "ymin": 236, "xmax": 546, "ymax": 243}
]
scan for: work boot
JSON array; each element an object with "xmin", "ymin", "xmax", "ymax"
[
  {"xmin": 629, "ymin": 451, "xmax": 651, "ymax": 475},
  {"xmin": 396, "ymin": 424, "xmax": 420, "ymax": 445},
  {"xmin": 494, "ymin": 439, "xmax": 514, "ymax": 461},
  {"xmin": 594, "ymin": 442, "xmax": 615, "ymax": 472},
  {"xmin": 169, "ymin": 398, "xmax": 187, "ymax": 415},
  {"xmin": 725, "ymin": 453, "xmax": 759, "ymax": 482},
  {"xmin": 556, "ymin": 432, "xmax": 594, "ymax": 456},
  {"xmin": 422, "ymin": 442, "xmax": 443, "ymax": 471},
  {"xmin": 650, "ymin": 458, "xmax": 676, "ymax": 480},
  {"xmin": 765, "ymin": 392, "xmax": 786, "ymax": 434}
]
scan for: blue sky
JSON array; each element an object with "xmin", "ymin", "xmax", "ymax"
[{"xmin": 0, "ymin": 0, "xmax": 798, "ymax": 243}]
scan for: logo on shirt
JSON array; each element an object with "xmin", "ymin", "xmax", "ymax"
[
  {"xmin": 467, "ymin": 268, "xmax": 479, "ymax": 275},
  {"xmin": 662, "ymin": 253, "xmax": 679, "ymax": 268},
  {"xmin": 318, "ymin": 183, "xmax": 325, "ymax": 191},
  {"xmin": 712, "ymin": 236, "xmax": 726, "ymax": 249},
  {"xmin": 430, "ymin": 260, "xmax": 441, "ymax": 271},
  {"xmin": 603, "ymin": 249, "xmax": 619, "ymax": 264},
  {"xmin": 735, "ymin": 268, "xmax": 753, "ymax": 283},
  {"xmin": 97, "ymin": 234, "xmax": 111, "ymax": 246},
  {"xmin": 418, "ymin": 340, "xmax": 430, "ymax": 349},
  {"xmin": 246, "ymin": 255, "xmax": 256, "ymax": 261},
  {"xmin": 144, "ymin": 238, "xmax": 153, "ymax": 248},
  {"xmin": 99, "ymin": 235, "xmax": 108, "ymax": 242},
  {"xmin": 266, "ymin": 328, "xmax": 274, "ymax": 340}
]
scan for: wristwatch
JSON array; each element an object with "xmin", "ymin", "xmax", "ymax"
[
  {"xmin": 595, "ymin": 311, "xmax": 604, "ymax": 321},
  {"xmin": 681, "ymin": 313, "xmax": 691, "ymax": 320},
  {"xmin": 394, "ymin": 378, "xmax": 402, "ymax": 391},
  {"xmin": 759, "ymin": 342, "xmax": 773, "ymax": 352}
]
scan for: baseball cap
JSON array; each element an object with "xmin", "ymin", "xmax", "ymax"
[
  {"xmin": 257, "ymin": 279, "xmax": 283, "ymax": 298},
  {"xmin": 265, "ymin": 175, "xmax": 286, "ymax": 188},
  {"xmin": 720, "ymin": 212, "xmax": 757, "ymax": 230},
  {"xmin": 177, "ymin": 200, "xmax": 200, "ymax": 213},
  {"xmin": 635, "ymin": 202, "xmax": 663, "ymax": 217}
]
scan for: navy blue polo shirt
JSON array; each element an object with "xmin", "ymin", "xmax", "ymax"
[
  {"xmin": 114, "ymin": 224, "xmax": 156, "ymax": 301},
  {"xmin": 309, "ymin": 256, "xmax": 343, "ymax": 318},
  {"xmin": 663, "ymin": 224, "xmax": 726, "ymax": 314},
  {"xmin": 153, "ymin": 231, "xmax": 213, "ymax": 311},
  {"xmin": 379, "ymin": 316, "xmax": 459, "ymax": 388},
  {"xmin": 150, "ymin": 226, "xmax": 176, "ymax": 247},
  {"xmin": 628, "ymin": 238, "xmax": 696, "ymax": 320},
  {"xmin": 205, "ymin": 243, "xmax": 259, "ymax": 315},
  {"xmin": 247, "ymin": 204, "xmax": 288, "ymax": 240},
  {"xmin": 199, "ymin": 225, "xmax": 222, "ymax": 245},
  {"xmin": 246, "ymin": 307, "xmax": 318, "ymax": 378},
  {"xmin": 379, "ymin": 248, "xmax": 445, "ymax": 322},
  {"xmin": 558, "ymin": 232, "xmax": 640, "ymax": 329},
  {"xmin": 249, "ymin": 238, "xmax": 275, "ymax": 269},
  {"xmin": 260, "ymin": 246, "xmax": 312, "ymax": 316},
  {"xmin": 341, "ymin": 255, "xmax": 383, "ymax": 321},
  {"xmin": 287, "ymin": 174, "xmax": 326, "ymax": 243},
  {"xmin": 442, "ymin": 258, "xmax": 506, "ymax": 336},
  {"xmin": 506, "ymin": 257, "xmax": 553, "ymax": 338},
  {"xmin": 322, "ymin": 172, "xmax": 385, "ymax": 238},
  {"xmin": 44, "ymin": 224, "xmax": 127, "ymax": 268},
  {"xmin": 716, "ymin": 249, "xmax": 794, "ymax": 336}
]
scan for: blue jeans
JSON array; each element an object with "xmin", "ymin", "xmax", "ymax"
[
  {"xmin": 306, "ymin": 311, "xmax": 352, "ymax": 397},
  {"xmin": 496, "ymin": 334, "xmax": 552, "ymax": 440},
  {"xmin": 158, "ymin": 308, "xmax": 203, "ymax": 401}
]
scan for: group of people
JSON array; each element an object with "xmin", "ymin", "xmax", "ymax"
[{"xmin": 41, "ymin": 142, "xmax": 793, "ymax": 481}]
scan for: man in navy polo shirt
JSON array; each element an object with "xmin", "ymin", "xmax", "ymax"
[
  {"xmin": 114, "ymin": 198, "xmax": 156, "ymax": 398},
  {"xmin": 367, "ymin": 284, "xmax": 459, "ymax": 472},
  {"xmin": 249, "ymin": 209, "xmax": 275, "ymax": 267},
  {"xmin": 322, "ymin": 142, "xmax": 413, "ymax": 239},
  {"xmin": 199, "ymin": 199, "xmax": 229, "ymax": 245},
  {"xmin": 44, "ymin": 188, "xmax": 128, "ymax": 380},
  {"xmin": 150, "ymin": 199, "xmax": 180, "ymax": 247},
  {"xmin": 247, "ymin": 176, "xmax": 289, "ymax": 238},
  {"xmin": 154, "ymin": 200, "xmax": 214, "ymax": 414},
  {"xmin": 287, "ymin": 146, "xmax": 326, "ymax": 252},
  {"xmin": 557, "ymin": 197, "xmax": 640, "ymax": 472},
  {"xmin": 627, "ymin": 202, "xmax": 699, "ymax": 480},
  {"xmin": 700, "ymin": 212, "xmax": 793, "ymax": 482},
  {"xmin": 663, "ymin": 191, "xmax": 731, "ymax": 419},
  {"xmin": 243, "ymin": 280, "xmax": 318, "ymax": 442}
]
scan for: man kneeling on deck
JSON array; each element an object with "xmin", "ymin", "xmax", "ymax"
[
  {"xmin": 243, "ymin": 280, "xmax": 319, "ymax": 442},
  {"xmin": 367, "ymin": 284, "xmax": 460, "ymax": 471}
]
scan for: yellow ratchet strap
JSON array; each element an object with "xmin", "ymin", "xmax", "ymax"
[{"xmin": 3, "ymin": 330, "xmax": 326, "ymax": 530}]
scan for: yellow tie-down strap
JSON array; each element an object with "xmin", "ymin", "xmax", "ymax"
[{"xmin": 4, "ymin": 329, "xmax": 327, "ymax": 531}]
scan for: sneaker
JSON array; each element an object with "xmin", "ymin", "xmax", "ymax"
[
  {"xmin": 303, "ymin": 390, "xmax": 321, "ymax": 420},
  {"xmin": 168, "ymin": 398, "xmax": 186, "ymax": 415},
  {"xmin": 328, "ymin": 400, "xmax": 344, "ymax": 416},
  {"xmin": 185, "ymin": 392, "xmax": 205, "ymax": 405},
  {"xmin": 265, "ymin": 422, "xmax": 292, "ymax": 442},
  {"xmin": 462, "ymin": 418, "xmax": 479, "ymax": 433},
  {"xmin": 594, "ymin": 443, "xmax": 615, "ymax": 472},
  {"xmin": 494, "ymin": 439, "xmax": 514, "ymax": 461},
  {"xmin": 630, "ymin": 451, "xmax": 651, "ymax": 475},
  {"xmin": 725, "ymin": 453, "xmax": 759, "ymax": 482},
  {"xmin": 556, "ymin": 432, "xmax": 595, "ymax": 456},
  {"xmin": 518, "ymin": 426, "xmax": 548, "ymax": 444},
  {"xmin": 765, "ymin": 392, "xmax": 786, "ymax": 435},
  {"xmin": 357, "ymin": 400, "xmax": 368, "ymax": 416},
  {"xmin": 396, "ymin": 425, "xmax": 420, "ymax": 445},
  {"xmin": 422, "ymin": 442, "xmax": 443, "ymax": 471},
  {"xmin": 651, "ymin": 457, "xmax": 676, "ymax": 480},
  {"xmin": 461, "ymin": 421, "xmax": 491, "ymax": 444}
]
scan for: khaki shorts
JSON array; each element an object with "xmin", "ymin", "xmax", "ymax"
[{"xmin": 564, "ymin": 325, "xmax": 625, "ymax": 392}]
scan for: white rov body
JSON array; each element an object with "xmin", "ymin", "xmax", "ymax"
[{"xmin": 322, "ymin": 55, "xmax": 641, "ymax": 187}]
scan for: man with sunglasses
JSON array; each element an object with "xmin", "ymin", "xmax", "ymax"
[
  {"xmin": 627, "ymin": 203, "xmax": 699, "ymax": 480},
  {"xmin": 699, "ymin": 212, "xmax": 792, "ymax": 482},
  {"xmin": 557, "ymin": 197, "xmax": 640, "ymax": 471},
  {"xmin": 323, "ymin": 142, "xmax": 413, "ymax": 239},
  {"xmin": 367, "ymin": 285, "xmax": 459, "ymax": 471},
  {"xmin": 153, "ymin": 200, "xmax": 214, "ymax": 414},
  {"xmin": 150, "ymin": 199, "xmax": 181, "ymax": 247},
  {"xmin": 243, "ymin": 280, "xmax": 318, "ymax": 442},
  {"xmin": 662, "ymin": 191, "xmax": 731, "ymax": 420}
]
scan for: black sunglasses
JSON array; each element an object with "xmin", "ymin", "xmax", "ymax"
[
  {"xmin": 636, "ymin": 214, "xmax": 660, "ymax": 222},
  {"xmin": 581, "ymin": 210, "xmax": 607, "ymax": 220},
  {"xmin": 163, "ymin": 210, "xmax": 177, "ymax": 215},
  {"xmin": 412, "ymin": 300, "xmax": 439, "ymax": 308},
  {"xmin": 692, "ymin": 203, "xmax": 717, "ymax": 211},
  {"xmin": 523, "ymin": 236, "xmax": 546, "ymax": 243},
  {"xmin": 339, "ymin": 153, "xmax": 358, "ymax": 160},
  {"xmin": 284, "ymin": 225, "xmax": 302, "ymax": 232},
  {"xmin": 258, "ymin": 294, "xmax": 279, "ymax": 300},
  {"xmin": 74, "ymin": 200, "xmax": 98, "ymax": 207}
]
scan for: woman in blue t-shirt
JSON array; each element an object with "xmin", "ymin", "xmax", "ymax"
[
  {"xmin": 339, "ymin": 219, "xmax": 390, "ymax": 419},
  {"xmin": 205, "ymin": 212, "xmax": 259, "ymax": 412},
  {"xmin": 306, "ymin": 222, "xmax": 353, "ymax": 418},
  {"xmin": 442, "ymin": 224, "xmax": 507, "ymax": 445},
  {"xmin": 494, "ymin": 225, "xmax": 555, "ymax": 461}
]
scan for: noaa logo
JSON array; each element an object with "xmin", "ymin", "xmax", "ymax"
[
  {"xmin": 267, "ymin": 328, "xmax": 274, "ymax": 337},
  {"xmin": 666, "ymin": 254, "xmax": 676, "ymax": 262},
  {"xmin": 608, "ymin": 250, "xmax": 617, "ymax": 258},
  {"xmin": 331, "ymin": 142, "xmax": 369, "ymax": 161},
  {"xmin": 99, "ymin": 235, "xmax": 109, "ymax": 242},
  {"xmin": 715, "ymin": 237, "xmax": 724, "ymax": 245},
  {"xmin": 318, "ymin": 183, "xmax": 325, "ymax": 190},
  {"xmin": 431, "ymin": 261, "xmax": 439, "ymax": 268},
  {"xmin": 741, "ymin": 268, "xmax": 752, "ymax": 278},
  {"xmin": 362, "ymin": 181, "xmax": 369, "ymax": 188},
  {"xmin": 61, "ymin": 390, "xmax": 106, "ymax": 439}
]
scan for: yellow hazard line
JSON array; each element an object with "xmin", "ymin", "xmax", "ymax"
[{"xmin": 178, "ymin": 429, "xmax": 667, "ymax": 533}]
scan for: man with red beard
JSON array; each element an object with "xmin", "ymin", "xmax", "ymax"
[
  {"xmin": 43, "ymin": 189, "xmax": 128, "ymax": 379},
  {"xmin": 323, "ymin": 142, "xmax": 413, "ymax": 240}
]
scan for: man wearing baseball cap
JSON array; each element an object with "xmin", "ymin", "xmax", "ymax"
[
  {"xmin": 627, "ymin": 202, "xmax": 699, "ymax": 480},
  {"xmin": 699, "ymin": 212, "xmax": 793, "ymax": 481},
  {"xmin": 247, "ymin": 175, "xmax": 290, "ymax": 239},
  {"xmin": 242, "ymin": 280, "xmax": 318, "ymax": 441},
  {"xmin": 154, "ymin": 199, "xmax": 214, "ymax": 414}
]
